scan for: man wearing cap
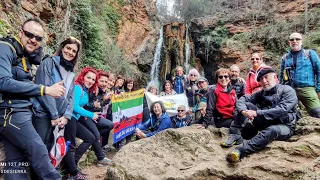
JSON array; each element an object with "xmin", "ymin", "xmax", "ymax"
[
  {"xmin": 193, "ymin": 102, "xmax": 207, "ymax": 124},
  {"xmin": 220, "ymin": 67, "xmax": 299, "ymax": 163},
  {"xmin": 171, "ymin": 105, "xmax": 192, "ymax": 128},
  {"xmin": 192, "ymin": 77, "xmax": 211, "ymax": 113},
  {"xmin": 280, "ymin": 32, "xmax": 320, "ymax": 118}
]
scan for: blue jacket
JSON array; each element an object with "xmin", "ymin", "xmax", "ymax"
[
  {"xmin": 171, "ymin": 115, "xmax": 192, "ymax": 128},
  {"xmin": 72, "ymin": 84, "xmax": 94, "ymax": 120},
  {"xmin": 32, "ymin": 56, "xmax": 74, "ymax": 120},
  {"xmin": 137, "ymin": 112, "xmax": 172, "ymax": 137},
  {"xmin": 280, "ymin": 49, "xmax": 320, "ymax": 92},
  {"xmin": 0, "ymin": 38, "xmax": 44, "ymax": 108},
  {"xmin": 172, "ymin": 75, "xmax": 187, "ymax": 94}
]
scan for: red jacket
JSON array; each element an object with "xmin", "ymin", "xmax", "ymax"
[
  {"xmin": 215, "ymin": 84, "xmax": 236, "ymax": 118},
  {"xmin": 204, "ymin": 84, "xmax": 236, "ymax": 127},
  {"xmin": 245, "ymin": 65, "xmax": 266, "ymax": 95}
]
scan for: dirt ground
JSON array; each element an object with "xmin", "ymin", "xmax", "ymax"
[
  {"xmin": 81, "ymin": 151, "xmax": 117, "ymax": 180},
  {"xmin": 80, "ymin": 131, "xmax": 118, "ymax": 180}
]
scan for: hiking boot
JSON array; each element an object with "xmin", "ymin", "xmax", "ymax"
[
  {"xmin": 226, "ymin": 148, "xmax": 241, "ymax": 163},
  {"xmin": 102, "ymin": 145, "xmax": 112, "ymax": 152},
  {"xmin": 220, "ymin": 134, "xmax": 243, "ymax": 148},
  {"xmin": 97, "ymin": 157, "xmax": 112, "ymax": 167},
  {"xmin": 67, "ymin": 171, "xmax": 88, "ymax": 180}
]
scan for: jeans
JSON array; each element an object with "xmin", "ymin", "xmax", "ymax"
[{"xmin": 0, "ymin": 107, "xmax": 60, "ymax": 180}]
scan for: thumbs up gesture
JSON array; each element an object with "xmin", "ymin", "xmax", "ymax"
[{"xmin": 45, "ymin": 81, "xmax": 65, "ymax": 98}]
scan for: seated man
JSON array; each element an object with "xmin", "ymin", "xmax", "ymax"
[
  {"xmin": 171, "ymin": 105, "xmax": 192, "ymax": 128},
  {"xmin": 193, "ymin": 102, "xmax": 207, "ymax": 124},
  {"xmin": 220, "ymin": 67, "xmax": 299, "ymax": 163},
  {"xmin": 192, "ymin": 77, "xmax": 211, "ymax": 118}
]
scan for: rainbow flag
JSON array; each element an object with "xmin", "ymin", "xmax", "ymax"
[{"xmin": 112, "ymin": 89, "xmax": 144, "ymax": 143}]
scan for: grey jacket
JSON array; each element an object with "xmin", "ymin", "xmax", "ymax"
[
  {"xmin": 32, "ymin": 56, "xmax": 74, "ymax": 120},
  {"xmin": 237, "ymin": 84, "xmax": 299, "ymax": 130}
]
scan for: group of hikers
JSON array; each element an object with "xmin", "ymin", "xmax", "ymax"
[{"xmin": 0, "ymin": 17, "xmax": 319, "ymax": 180}]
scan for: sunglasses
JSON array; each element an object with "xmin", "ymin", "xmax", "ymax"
[
  {"xmin": 22, "ymin": 30, "xmax": 43, "ymax": 42},
  {"xmin": 190, "ymin": 74, "xmax": 197, "ymax": 77},
  {"xmin": 251, "ymin": 58, "xmax": 260, "ymax": 61},
  {"xmin": 69, "ymin": 36, "xmax": 81, "ymax": 44},
  {"xmin": 289, "ymin": 38, "xmax": 302, "ymax": 42},
  {"xmin": 177, "ymin": 110, "xmax": 185, "ymax": 112},
  {"xmin": 218, "ymin": 75, "xmax": 229, "ymax": 79}
]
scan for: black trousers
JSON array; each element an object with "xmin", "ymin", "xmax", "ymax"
[
  {"xmin": 63, "ymin": 117, "xmax": 97, "ymax": 175},
  {"xmin": 229, "ymin": 103, "xmax": 293, "ymax": 156},
  {"xmin": 0, "ymin": 107, "xmax": 60, "ymax": 180},
  {"xmin": 78, "ymin": 117, "xmax": 113, "ymax": 158}
]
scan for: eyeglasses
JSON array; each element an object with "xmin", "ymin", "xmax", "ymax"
[
  {"xmin": 190, "ymin": 74, "xmax": 197, "ymax": 77},
  {"xmin": 22, "ymin": 30, "xmax": 43, "ymax": 42},
  {"xmin": 289, "ymin": 38, "xmax": 302, "ymax": 42},
  {"xmin": 251, "ymin": 58, "xmax": 260, "ymax": 61},
  {"xmin": 177, "ymin": 110, "xmax": 185, "ymax": 112},
  {"xmin": 218, "ymin": 75, "xmax": 229, "ymax": 79}
]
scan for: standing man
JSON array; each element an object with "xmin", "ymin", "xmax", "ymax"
[
  {"xmin": 0, "ymin": 18, "xmax": 65, "ymax": 179},
  {"xmin": 220, "ymin": 67, "xmax": 299, "ymax": 163},
  {"xmin": 280, "ymin": 32, "xmax": 320, "ymax": 118},
  {"xmin": 230, "ymin": 64, "xmax": 246, "ymax": 98}
]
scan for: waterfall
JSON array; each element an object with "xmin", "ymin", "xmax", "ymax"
[
  {"xmin": 156, "ymin": 0, "xmax": 181, "ymax": 20},
  {"xmin": 184, "ymin": 24, "xmax": 190, "ymax": 73},
  {"xmin": 148, "ymin": 27, "xmax": 164, "ymax": 90}
]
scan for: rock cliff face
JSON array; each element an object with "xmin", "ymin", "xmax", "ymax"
[
  {"xmin": 0, "ymin": 0, "xmax": 67, "ymax": 43},
  {"xmin": 106, "ymin": 117, "xmax": 320, "ymax": 179}
]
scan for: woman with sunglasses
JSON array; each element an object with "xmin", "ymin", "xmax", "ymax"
[
  {"xmin": 186, "ymin": 68, "xmax": 200, "ymax": 111},
  {"xmin": 33, "ymin": 37, "xmax": 81, "ymax": 150},
  {"xmin": 245, "ymin": 52, "xmax": 266, "ymax": 95},
  {"xmin": 202, "ymin": 68, "xmax": 237, "ymax": 129}
]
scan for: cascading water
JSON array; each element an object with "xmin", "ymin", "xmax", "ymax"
[
  {"xmin": 147, "ymin": 27, "xmax": 164, "ymax": 90},
  {"xmin": 184, "ymin": 24, "xmax": 190, "ymax": 73},
  {"xmin": 156, "ymin": 0, "xmax": 181, "ymax": 20}
]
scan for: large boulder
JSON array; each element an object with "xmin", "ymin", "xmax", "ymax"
[{"xmin": 106, "ymin": 117, "xmax": 320, "ymax": 179}]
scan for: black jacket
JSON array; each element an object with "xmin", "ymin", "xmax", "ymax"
[
  {"xmin": 0, "ymin": 37, "xmax": 44, "ymax": 108},
  {"xmin": 237, "ymin": 84, "xmax": 298, "ymax": 130},
  {"xmin": 230, "ymin": 78, "xmax": 245, "ymax": 99},
  {"xmin": 186, "ymin": 81, "xmax": 197, "ymax": 107}
]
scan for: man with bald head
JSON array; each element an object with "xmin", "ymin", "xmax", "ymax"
[
  {"xmin": 279, "ymin": 32, "xmax": 320, "ymax": 118},
  {"xmin": 230, "ymin": 64, "xmax": 246, "ymax": 98}
]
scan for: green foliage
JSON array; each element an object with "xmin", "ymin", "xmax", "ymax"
[
  {"xmin": 229, "ymin": 8, "xmax": 320, "ymax": 57},
  {"xmin": 91, "ymin": 0, "xmax": 122, "ymax": 36},
  {"xmin": 304, "ymin": 30, "xmax": 320, "ymax": 54},
  {"xmin": 101, "ymin": 4, "xmax": 121, "ymax": 36},
  {"xmin": 0, "ymin": 19, "xmax": 11, "ymax": 37},
  {"xmin": 200, "ymin": 24, "xmax": 228, "ymax": 49},
  {"xmin": 71, "ymin": 0, "xmax": 108, "ymax": 70}
]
